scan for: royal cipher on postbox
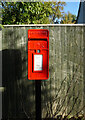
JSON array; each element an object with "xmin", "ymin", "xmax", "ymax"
[{"xmin": 28, "ymin": 29, "xmax": 49, "ymax": 80}]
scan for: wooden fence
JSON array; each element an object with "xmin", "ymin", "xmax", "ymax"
[{"xmin": 1, "ymin": 25, "xmax": 85, "ymax": 119}]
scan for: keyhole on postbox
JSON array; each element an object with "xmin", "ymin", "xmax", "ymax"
[{"xmin": 37, "ymin": 50, "xmax": 40, "ymax": 53}]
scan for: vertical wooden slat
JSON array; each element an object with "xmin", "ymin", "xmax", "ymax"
[
  {"xmin": 0, "ymin": 28, "xmax": 2, "ymax": 120},
  {"xmin": 83, "ymin": 26, "xmax": 85, "ymax": 116}
]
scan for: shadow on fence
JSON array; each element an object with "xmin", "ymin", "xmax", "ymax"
[{"xmin": 2, "ymin": 49, "xmax": 22, "ymax": 119}]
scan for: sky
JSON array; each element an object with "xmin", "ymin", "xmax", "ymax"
[
  {"xmin": 63, "ymin": 2, "xmax": 80, "ymax": 17},
  {"xmin": 54, "ymin": 2, "xmax": 80, "ymax": 23}
]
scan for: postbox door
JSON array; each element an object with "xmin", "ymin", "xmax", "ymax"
[{"xmin": 28, "ymin": 40, "xmax": 49, "ymax": 80}]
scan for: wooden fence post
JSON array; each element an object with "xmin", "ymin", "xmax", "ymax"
[{"xmin": 35, "ymin": 80, "xmax": 41, "ymax": 120}]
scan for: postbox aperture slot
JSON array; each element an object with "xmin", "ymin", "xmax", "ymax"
[{"xmin": 28, "ymin": 38, "xmax": 47, "ymax": 41}]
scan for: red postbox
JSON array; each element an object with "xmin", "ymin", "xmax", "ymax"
[{"xmin": 28, "ymin": 29, "xmax": 49, "ymax": 80}]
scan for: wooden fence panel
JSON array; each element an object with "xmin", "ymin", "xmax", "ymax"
[{"xmin": 2, "ymin": 26, "xmax": 85, "ymax": 119}]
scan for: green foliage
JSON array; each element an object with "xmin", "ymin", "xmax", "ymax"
[
  {"xmin": 2, "ymin": 2, "xmax": 66, "ymax": 24},
  {"xmin": 60, "ymin": 12, "xmax": 77, "ymax": 24},
  {"xmin": 0, "ymin": 24, "xmax": 4, "ymax": 29}
]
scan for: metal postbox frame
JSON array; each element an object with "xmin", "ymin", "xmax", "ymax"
[{"xmin": 28, "ymin": 29, "xmax": 49, "ymax": 80}]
